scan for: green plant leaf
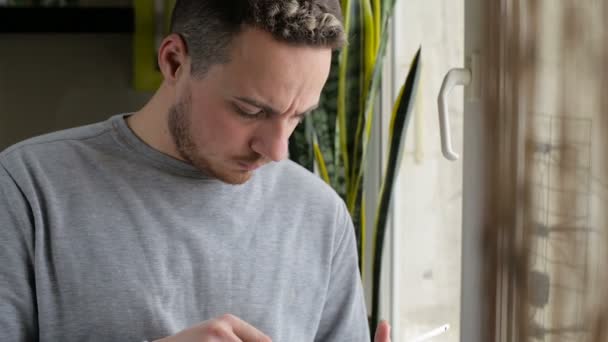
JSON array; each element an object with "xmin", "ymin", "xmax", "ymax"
[
  {"xmin": 370, "ymin": 48, "xmax": 422, "ymax": 333},
  {"xmin": 347, "ymin": 0, "xmax": 401, "ymax": 214},
  {"xmin": 312, "ymin": 128, "xmax": 331, "ymax": 185},
  {"xmin": 289, "ymin": 122, "xmax": 314, "ymax": 172}
]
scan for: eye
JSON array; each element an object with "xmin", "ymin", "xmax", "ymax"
[{"xmin": 234, "ymin": 104, "xmax": 265, "ymax": 119}]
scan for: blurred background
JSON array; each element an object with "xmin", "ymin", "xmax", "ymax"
[
  {"xmin": 0, "ymin": 0, "xmax": 149, "ymax": 149},
  {"xmin": 1, "ymin": 1, "xmax": 607, "ymax": 342}
]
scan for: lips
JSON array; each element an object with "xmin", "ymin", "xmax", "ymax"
[{"xmin": 237, "ymin": 161, "xmax": 263, "ymax": 171}]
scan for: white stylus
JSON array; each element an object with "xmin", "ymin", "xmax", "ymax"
[{"xmin": 411, "ymin": 324, "xmax": 450, "ymax": 342}]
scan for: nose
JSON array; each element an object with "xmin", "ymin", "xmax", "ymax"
[{"xmin": 250, "ymin": 119, "xmax": 291, "ymax": 162}]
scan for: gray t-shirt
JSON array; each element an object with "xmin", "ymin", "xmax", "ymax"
[{"xmin": 0, "ymin": 114, "xmax": 369, "ymax": 342}]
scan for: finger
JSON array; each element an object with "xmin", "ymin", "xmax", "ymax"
[
  {"xmin": 374, "ymin": 320, "xmax": 391, "ymax": 342},
  {"xmin": 206, "ymin": 329, "xmax": 243, "ymax": 342},
  {"xmin": 220, "ymin": 314, "xmax": 271, "ymax": 342}
]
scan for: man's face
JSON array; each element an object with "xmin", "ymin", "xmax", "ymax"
[{"xmin": 168, "ymin": 27, "xmax": 332, "ymax": 185}]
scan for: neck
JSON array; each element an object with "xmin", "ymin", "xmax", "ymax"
[{"xmin": 127, "ymin": 82, "xmax": 184, "ymax": 161}]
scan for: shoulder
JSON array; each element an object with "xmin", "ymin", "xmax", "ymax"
[
  {"xmin": 0, "ymin": 119, "xmax": 114, "ymax": 186},
  {"xmin": 0, "ymin": 120, "xmax": 111, "ymax": 167},
  {"xmin": 254, "ymin": 159, "xmax": 351, "ymax": 231},
  {"xmin": 262, "ymin": 159, "xmax": 345, "ymax": 206}
]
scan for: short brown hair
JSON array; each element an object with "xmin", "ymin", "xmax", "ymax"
[{"xmin": 169, "ymin": 0, "xmax": 345, "ymax": 77}]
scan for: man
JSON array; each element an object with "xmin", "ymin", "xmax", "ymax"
[{"xmin": 0, "ymin": 0, "xmax": 391, "ymax": 340}]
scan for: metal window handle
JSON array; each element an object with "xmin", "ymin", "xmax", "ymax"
[{"xmin": 438, "ymin": 67, "xmax": 472, "ymax": 161}]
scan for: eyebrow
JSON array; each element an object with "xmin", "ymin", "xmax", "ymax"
[{"xmin": 234, "ymin": 96, "xmax": 319, "ymax": 116}]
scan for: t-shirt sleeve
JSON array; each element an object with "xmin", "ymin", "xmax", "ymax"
[
  {"xmin": 314, "ymin": 202, "xmax": 371, "ymax": 341},
  {"xmin": 0, "ymin": 163, "xmax": 37, "ymax": 341}
]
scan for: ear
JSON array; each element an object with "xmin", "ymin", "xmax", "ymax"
[{"xmin": 158, "ymin": 33, "xmax": 189, "ymax": 84}]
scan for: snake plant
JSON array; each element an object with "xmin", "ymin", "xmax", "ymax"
[{"xmin": 288, "ymin": 0, "xmax": 422, "ymax": 336}]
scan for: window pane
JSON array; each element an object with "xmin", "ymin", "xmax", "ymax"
[{"xmin": 392, "ymin": 0, "xmax": 464, "ymax": 341}]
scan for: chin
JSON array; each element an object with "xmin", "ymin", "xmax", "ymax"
[
  {"xmin": 208, "ymin": 168, "xmax": 253, "ymax": 185},
  {"xmin": 189, "ymin": 156, "xmax": 255, "ymax": 185},
  {"xmin": 220, "ymin": 173, "xmax": 253, "ymax": 185}
]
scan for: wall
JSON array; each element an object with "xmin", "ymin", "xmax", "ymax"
[{"xmin": 0, "ymin": 34, "xmax": 151, "ymax": 150}]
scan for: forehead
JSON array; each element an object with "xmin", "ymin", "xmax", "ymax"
[{"xmin": 216, "ymin": 28, "xmax": 332, "ymax": 103}]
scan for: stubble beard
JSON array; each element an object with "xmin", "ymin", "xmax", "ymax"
[{"xmin": 167, "ymin": 92, "xmax": 254, "ymax": 185}]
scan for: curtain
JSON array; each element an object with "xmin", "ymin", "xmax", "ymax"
[{"xmin": 486, "ymin": 1, "xmax": 608, "ymax": 341}]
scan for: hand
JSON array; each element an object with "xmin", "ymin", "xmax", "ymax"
[
  {"xmin": 154, "ymin": 314, "xmax": 271, "ymax": 342},
  {"xmin": 374, "ymin": 320, "xmax": 391, "ymax": 342}
]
